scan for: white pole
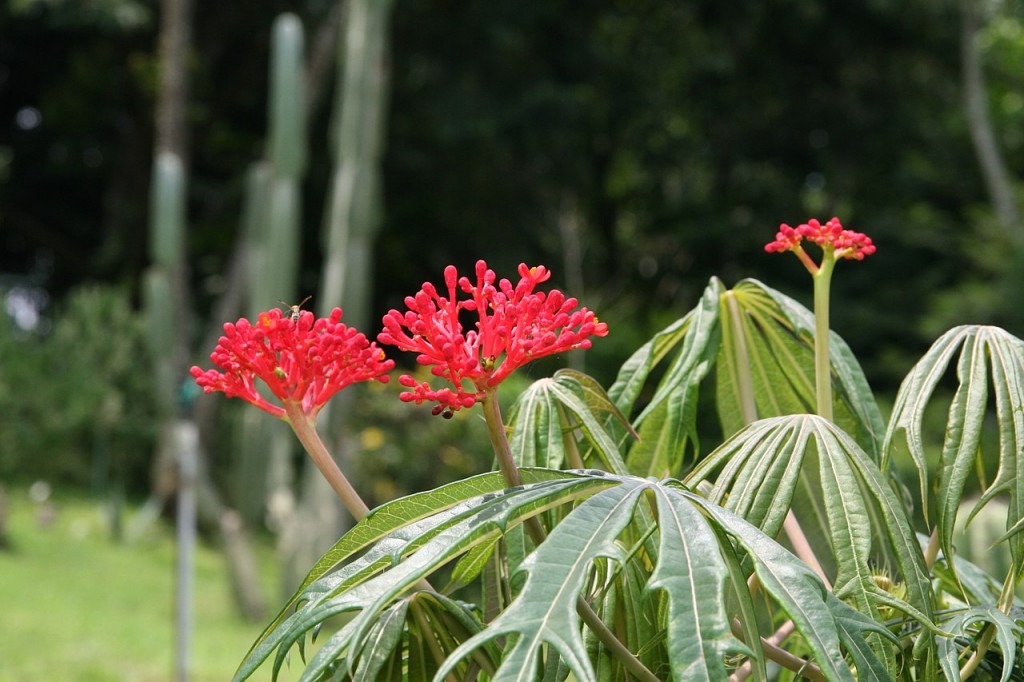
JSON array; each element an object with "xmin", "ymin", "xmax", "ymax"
[{"xmin": 174, "ymin": 419, "xmax": 198, "ymax": 682}]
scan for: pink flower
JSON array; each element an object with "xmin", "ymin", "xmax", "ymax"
[
  {"xmin": 378, "ymin": 260, "xmax": 608, "ymax": 416},
  {"xmin": 765, "ymin": 217, "xmax": 876, "ymax": 264},
  {"xmin": 191, "ymin": 307, "xmax": 393, "ymax": 419}
]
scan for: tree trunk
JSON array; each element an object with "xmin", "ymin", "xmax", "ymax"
[{"xmin": 961, "ymin": 0, "xmax": 1022, "ymax": 242}]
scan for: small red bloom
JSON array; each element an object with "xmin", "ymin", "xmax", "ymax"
[
  {"xmin": 765, "ymin": 217, "xmax": 876, "ymax": 264},
  {"xmin": 378, "ymin": 260, "xmax": 608, "ymax": 415},
  {"xmin": 191, "ymin": 307, "xmax": 393, "ymax": 419}
]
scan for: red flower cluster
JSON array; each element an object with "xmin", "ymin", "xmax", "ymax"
[
  {"xmin": 378, "ymin": 261, "xmax": 608, "ymax": 416},
  {"xmin": 191, "ymin": 307, "xmax": 393, "ymax": 420},
  {"xmin": 765, "ymin": 217, "xmax": 875, "ymax": 262}
]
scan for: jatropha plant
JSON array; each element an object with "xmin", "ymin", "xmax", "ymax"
[{"xmin": 193, "ymin": 222, "xmax": 1024, "ymax": 681}]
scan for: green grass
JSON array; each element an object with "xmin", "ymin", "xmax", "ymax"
[{"xmin": 0, "ymin": 486, "xmax": 301, "ymax": 682}]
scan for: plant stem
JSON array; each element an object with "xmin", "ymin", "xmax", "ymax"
[
  {"xmin": 285, "ymin": 401, "xmax": 437, "ymax": 594},
  {"xmin": 730, "ymin": 618, "xmax": 826, "ymax": 682},
  {"xmin": 958, "ymin": 622, "xmax": 996, "ymax": 681},
  {"xmin": 482, "ymin": 392, "xmax": 526, "ymax": 490},
  {"xmin": 557, "ymin": 404, "xmax": 586, "ymax": 469},
  {"xmin": 729, "ymin": 620, "xmax": 798, "ymax": 682},
  {"xmin": 727, "ymin": 291, "xmax": 829, "ymax": 586},
  {"xmin": 480, "ymin": 391, "xmax": 661, "ymax": 682},
  {"xmin": 725, "ymin": 291, "xmax": 758, "ymax": 424},
  {"xmin": 923, "ymin": 527, "xmax": 941, "ymax": 571},
  {"xmin": 783, "ymin": 512, "xmax": 831, "ymax": 589},
  {"xmin": 812, "ymin": 255, "xmax": 836, "ymax": 422},
  {"xmin": 283, "ymin": 401, "xmax": 370, "ymax": 521}
]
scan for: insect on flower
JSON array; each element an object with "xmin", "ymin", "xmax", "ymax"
[
  {"xmin": 280, "ymin": 295, "xmax": 313, "ymax": 324},
  {"xmin": 191, "ymin": 306, "xmax": 394, "ymax": 420}
]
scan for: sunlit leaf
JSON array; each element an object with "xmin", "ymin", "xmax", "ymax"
[
  {"xmin": 434, "ymin": 481, "xmax": 650, "ymax": 682},
  {"xmin": 233, "ymin": 471, "xmax": 614, "ymax": 681},
  {"xmin": 684, "ymin": 487, "xmax": 893, "ymax": 682},
  {"xmin": 607, "ymin": 277, "xmax": 723, "ymax": 478},
  {"xmin": 686, "ymin": 415, "xmax": 935, "ymax": 638},
  {"xmin": 884, "ymin": 325, "xmax": 1024, "ymax": 582},
  {"xmin": 508, "ymin": 372, "xmax": 629, "ymax": 474},
  {"xmin": 717, "ymin": 280, "xmax": 884, "ymax": 459},
  {"xmin": 240, "ymin": 469, "xmax": 905, "ymax": 681},
  {"xmin": 648, "ymin": 487, "xmax": 750, "ymax": 680},
  {"xmin": 935, "ymin": 606, "xmax": 1024, "ymax": 682}
]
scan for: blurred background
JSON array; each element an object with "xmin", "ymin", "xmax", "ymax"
[{"xmin": 2, "ymin": 0, "xmax": 1023, "ymax": 679}]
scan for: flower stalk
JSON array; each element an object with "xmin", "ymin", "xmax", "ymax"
[
  {"xmin": 812, "ymin": 254, "xmax": 836, "ymax": 421},
  {"xmin": 765, "ymin": 217, "xmax": 874, "ymax": 420},
  {"xmin": 481, "ymin": 392, "xmax": 525, "ymax": 491},
  {"xmin": 282, "ymin": 400, "xmax": 370, "ymax": 521}
]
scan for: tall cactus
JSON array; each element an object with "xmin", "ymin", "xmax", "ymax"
[
  {"xmin": 234, "ymin": 13, "xmax": 308, "ymax": 524},
  {"xmin": 319, "ymin": 0, "xmax": 394, "ymax": 326},
  {"xmin": 287, "ymin": 0, "xmax": 394, "ymax": 588},
  {"xmin": 144, "ymin": 151, "xmax": 187, "ymax": 413},
  {"xmin": 143, "ymin": 148, "xmax": 194, "ymax": 681}
]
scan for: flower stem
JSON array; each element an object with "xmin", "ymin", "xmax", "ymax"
[
  {"xmin": 283, "ymin": 401, "xmax": 370, "ymax": 521},
  {"xmin": 556, "ymin": 404, "xmax": 586, "ymax": 469},
  {"xmin": 481, "ymin": 392, "xmax": 526, "ymax": 491},
  {"xmin": 812, "ymin": 254, "xmax": 836, "ymax": 421}
]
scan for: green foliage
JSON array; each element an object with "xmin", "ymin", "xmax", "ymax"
[
  {"xmin": 231, "ymin": 277, "xmax": 1024, "ymax": 680},
  {"xmin": 885, "ymin": 325, "xmax": 1024, "ymax": 608},
  {"xmin": 0, "ymin": 285, "xmax": 157, "ymax": 490}
]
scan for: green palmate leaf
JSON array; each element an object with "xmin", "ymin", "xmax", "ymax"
[
  {"xmin": 238, "ymin": 469, "xmax": 560, "ymax": 671},
  {"xmin": 936, "ymin": 606, "xmax": 1024, "ymax": 682},
  {"xmin": 507, "ymin": 382, "xmax": 565, "ymax": 469},
  {"xmin": 434, "ymin": 481, "xmax": 650, "ymax": 682},
  {"xmin": 351, "ymin": 599, "xmax": 409, "ymax": 682},
  {"xmin": 446, "ymin": 533, "xmax": 500, "ymax": 591},
  {"xmin": 608, "ymin": 551, "xmax": 665, "ymax": 676},
  {"xmin": 607, "ymin": 277, "xmax": 723, "ymax": 478},
  {"xmin": 243, "ymin": 470, "xmax": 898, "ymax": 681},
  {"xmin": 606, "ymin": 304, "xmax": 699, "ymax": 419},
  {"xmin": 826, "ymin": 593, "xmax": 897, "ymax": 682},
  {"xmin": 685, "ymin": 416, "xmax": 935, "ymax": 638},
  {"xmin": 554, "ymin": 368, "xmax": 637, "ymax": 440},
  {"xmin": 717, "ymin": 280, "xmax": 885, "ymax": 459},
  {"xmin": 286, "ymin": 476, "xmax": 616, "ymax": 681},
  {"xmin": 605, "ymin": 277, "xmax": 884, "ymax": 482},
  {"xmin": 582, "ymin": 524, "xmax": 664, "ymax": 679},
  {"xmin": 883, "ymin": 325, "xmax": 1024, "ymax": 582},
  {"xmin": 648, "ymin": 487, "xmax": 750, "ymax": 680},
  {"xmin": 548, "ymin": 374, "xmax": 630, "ymax": 475},
  {"xmin": 507, "ymin": 372, "xmax": 630, "ymax": 474},
  {"xmin": 435, "ymin": 474, "xmax": 890, "ymax": 682},
  {"xmin": 234, "ymin": 471, "xmax": 613, "ymax": 681},
  {"xmin": 683, "ymin": 487, "xmax": 898, "ymax": 682},
  {"xmin": 925, "ymin": 531, "xmax": 1024, "ymax": 610}
]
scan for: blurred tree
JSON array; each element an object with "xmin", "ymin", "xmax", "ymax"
[
  {"xmin": 378, "ymin": 0, "xmax": 976, "ymax": 384},
  {"xmin": 0, "ymin": 286, "xmax": 157, "ymax": 491},
  {"xmin": 4, "ymin": 0, "xmax": 1024, "ymax": 479}
]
